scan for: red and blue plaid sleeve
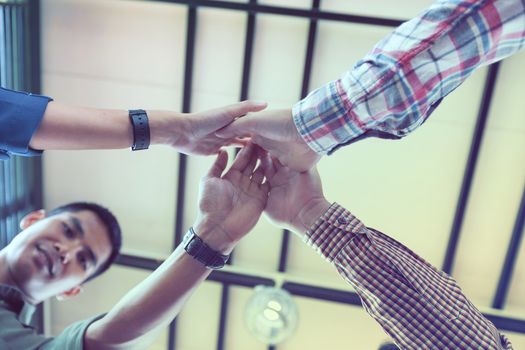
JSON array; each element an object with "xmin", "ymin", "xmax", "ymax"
[
  {"xmin": 293, "ymin": 0, "xmax": 525, "ymax": 155},
  {"xmin": 304, "ymin": 203, "xmax": 513, "ymax": 349}
]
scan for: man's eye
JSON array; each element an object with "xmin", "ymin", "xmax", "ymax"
[
  {"xmin": 78, "ymin": 255, "xmax": 87, "ymax": 269},
  {"xmin": 62, "ymin": 223, "xmax": 74, "ymax": 238}
]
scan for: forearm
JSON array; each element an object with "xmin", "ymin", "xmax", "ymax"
[
  {"xmin": 293, "ymin": 0, "xmax": 525, "ymax": 154},
  {"xmin": 29, "ymin": 101, "xmax": 185, "ymax": 150},
  {"xmin": 84, "ymin": 143, "xmax": 265, "ymax": 349},
  {"xmin": 84, "ymin": 244, "xmax": 209, "ymax": 350},
  {"xmin": 302, "ymin": 203, "xmax": 511, "ymax": 349},
  {"xmin": 85, "ymin": 225, "xmax": 230, "ymax": 350}
]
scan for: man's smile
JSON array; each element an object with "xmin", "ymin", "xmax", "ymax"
[{"xmin": 36, "ymin": 243, "xmax": 57, "ymax": 277}]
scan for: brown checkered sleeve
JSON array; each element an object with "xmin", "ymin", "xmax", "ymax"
[
  {"xmin": 304, "ymin": 203, "xmax": 513, "ymax": 350},
  {"xmin": 303, "ymin": 203, "xmax": 368, "ymax": 262}
]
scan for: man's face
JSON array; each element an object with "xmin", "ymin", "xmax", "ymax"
[{"xmin": 5, "ymin": 210, "xmax": 112, "ymax": 303}]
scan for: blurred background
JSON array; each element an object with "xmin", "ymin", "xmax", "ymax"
[{"xmin": 1, "ymin": 0, "xmax": 524, "ymax": 349}]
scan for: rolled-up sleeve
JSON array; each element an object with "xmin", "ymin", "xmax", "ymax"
[
  {"xmin": 293, "ymin": 0, "xmax": 525, "ymax": 155},
  {"xmin": 0, "ymin": 87, "xmax": 52, "ymax": 160}
]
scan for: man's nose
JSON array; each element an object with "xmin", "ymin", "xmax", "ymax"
[{"xmin": 53, "ymin": 241, "xmax": 79, "ymax": 264}]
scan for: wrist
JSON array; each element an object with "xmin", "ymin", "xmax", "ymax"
[
  {"xmin": 295, "ymin": 198, "xmax": 331, "ymax": 236},
  {"xmin": 147, "ymin": 110, "xmax": 188, "ymax": 147},
  {"xmin": 193, "ymin": 219, "xmax": 236, "ymax": 254},
  {"xmin": 287, "ymin": 108, "xmax": 302, "ymax": 143}
]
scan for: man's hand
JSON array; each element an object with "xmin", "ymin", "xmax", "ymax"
[
  {"xmin": 85, "ymin": 143, "xmax": 268, "ymax": 350},
  {"xmin": 263, "ymin": 155, "xmax": 330, "ymax": 236},
  {"xmin": 30, "ymin": 100, "xmax": 266, "ymax": 154},
  {"xmin": 194, "ymin": 142, "xmax": 269, "ymax": 253},
  {"xmin": 157, "ymin": 101, "xmax": 267, "ymax": 155},
  {"xmin": 215, "ymin": 109, "xmax": 321, "ymax": 171}
]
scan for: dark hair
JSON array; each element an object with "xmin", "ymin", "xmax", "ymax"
[
  {"xmin": 378, "ymin": 343, "xmax": 400, "ymax": 350},
  {"xmin": 47, "ymin": 202, "xmax": 122, "ymax": 282}
]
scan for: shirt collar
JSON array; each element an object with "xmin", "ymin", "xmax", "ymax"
[{"xmin": 0, "ymin": 283, "xmax": 36, "ymax": 325}]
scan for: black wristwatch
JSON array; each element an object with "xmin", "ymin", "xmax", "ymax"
[
  {"xmin": 183, "ymin": 227, "xmax": 230, "ymax": 269},
  {"xmin": 128, "ymin": 109, "xmax": 150, "ymax": 151}
]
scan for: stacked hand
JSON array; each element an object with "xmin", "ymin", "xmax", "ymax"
[
  {"xmin": 195, "ymin": 107, "xmax": 329, "ymax": 249},
  {"xmin": 262, "ymin": 155, "xmax": 330, "ymax": 235},
  {"xmin": 216, "ymin": 109, "xmax": 321, "ymax": 172},
  {"xmin": 194, "ymin": 142, "xmax": 270, "ymax": 253},
  {"xmin": 160, "ymin": 101, "xmax": 267, "ymax": 155}
]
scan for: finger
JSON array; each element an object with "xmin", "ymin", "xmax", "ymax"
[
  {"xmin": 242, "ymin": 148, "xmax": 259, "ymax": 176},
  {"xmin": 215, "ymin": 138, "xmax": 248, "ymax": 152},
  {"xmin": 206, "ymin": 100, "xmax": 267, "ymax": 132},
  {"xmin": 252, "ymin": 144, "xmax": 268, "ymax": 180},
  {"xmin": 256, "ymin": 145, "xmax": 269, "ymax": 168},
  {"xmin": 228, "ymin": 137, "xmax": 250, "ymax": 148},
  {"xmin": 251, "ymin": 163, "xmax": 265, "ymax": 184},
  {"xmin": 215, "ymin": 115, "xmax": 258, "ymax": 139},
  {"xmin": 259, "ymin": 181, "xmax": 270, "ymax": 194},
  {"xmin": 271, "ymin": 155, "xmax": 284, "ymax": 169},
  {"xmin": 206, "ymin": 150, "xmax": 228, "ymax": 178},
  {"xmin": 247, "ymin": 144, "xmax": 267, "ymax": 176},
  {"xmin": 262, "ymin": 152, "xmax": 276, "ymax": 181},
  {"xmin": 225, "ymin": 100, "xmax": 267, "ymax": 118},
  {"xmin": 217, "ymin": 108, "xmax": 295, "ymax": 144},
  {"xmin": 248, "ymin": 136, "xmax": 281, "ymax": 159},
  {"xmin": 228, "ymin": 142, "xmax": 254, "ymax": 173}
]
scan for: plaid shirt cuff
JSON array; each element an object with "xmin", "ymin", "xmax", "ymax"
[
  {"xmin": 303, "ymin": 202, "xmax": 368, "ymax": 263},
  {"xmin": 292, "ymin": 80, "xmax": 365, "ymax": 155}
]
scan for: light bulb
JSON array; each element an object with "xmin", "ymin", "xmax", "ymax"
[
  {"xmin": 267, "ymin": 300, "xmax": 282, "ymax": 312},
  {"xmin": 245, "ymin": 286, "xmax": 299, "ymax": 345}
]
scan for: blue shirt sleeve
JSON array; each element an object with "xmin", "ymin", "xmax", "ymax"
[{"xmin": 0, "ymin": 87, "xmax": 53, "ymax": 160}]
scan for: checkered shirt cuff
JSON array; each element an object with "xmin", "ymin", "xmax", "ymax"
[{"xmin": 303, "ymin": 202, "xmax": 368, "ymax": 263}]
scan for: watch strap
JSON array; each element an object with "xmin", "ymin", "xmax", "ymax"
[
  {"xmin": 183, "ymin": 227, "xmax": 230, "ymax": 269},
  {"xmin": 128, "ymin": 109, "xmax": 150, "ymax": 151}
]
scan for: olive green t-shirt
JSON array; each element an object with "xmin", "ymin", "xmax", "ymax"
[{"xmin": 0, "ymin": 284, "xmax": 103, "ymax": 350}]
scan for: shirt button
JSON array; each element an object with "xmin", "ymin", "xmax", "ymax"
[
  {"xmin": 0, "ymin": 150, "xmax": 10, "ymax": 161},
  {"xmin": 337, "ymin": 217, "xmax": 348, "ymax": 225}
]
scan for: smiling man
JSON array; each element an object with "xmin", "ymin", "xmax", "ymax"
[{"xmin": 0, "ymin": 202, "xmax": 121, "ymax": 349}]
